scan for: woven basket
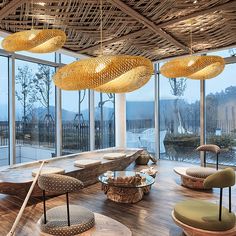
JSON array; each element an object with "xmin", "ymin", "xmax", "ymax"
[{"xmin": 135, "ymin": 151, "xmax": 150, "ymax": 165}]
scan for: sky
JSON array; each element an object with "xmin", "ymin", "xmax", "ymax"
[{"xmin": 0, "ymin": 45, "xmax": 236, "ymax": 116}]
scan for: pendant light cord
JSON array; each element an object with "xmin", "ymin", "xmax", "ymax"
[
  {"xmin": 31, "ymin": 0, "xmax": 34, "ymax": 29},
  {"xmin": 100, "ymin": 0, "xmax": 103, "ymax": 56},
  {"xmin": 190, "ymin": 20, "xmax": 193, "ymax": 55}
]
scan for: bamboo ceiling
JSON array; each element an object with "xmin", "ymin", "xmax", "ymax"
[{"xmin": 0, "ymin": 0, "xmax": 236, "ymax": 61}]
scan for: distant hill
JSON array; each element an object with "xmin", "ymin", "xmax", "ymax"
[{"xmin": 10, "ymin": 105, "xmax": 115, "ymax": 122}]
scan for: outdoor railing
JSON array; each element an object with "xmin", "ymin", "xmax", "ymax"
[{"xmin": 0, "ymin": 120, "xmax": 115, "ymax": 151}]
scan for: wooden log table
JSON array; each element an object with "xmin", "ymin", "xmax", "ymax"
[
  {"xmin": 99, "ymin": 171, "xmax": 155, "ymax": 203},
  {"xmin": 0, "ymin": 148, "xmax": 142, "ymax": 197}
]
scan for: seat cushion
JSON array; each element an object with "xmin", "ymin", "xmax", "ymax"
[
  {"xmin": 38, "ymin": 174, "xmax": 84, "ymax": 193},
  {"xmin": 74, "ymin": 159, "xmax": 101, "ymax": 168},
  {"xmin": 186, "ymin": 167, "xmax": 217, "ymax": 178},
  {"xmin": 174, "ymin": 200, "xmax": 235, "ymax": 231},
  {"xmin": 103, "ymin": 153, "xmax": 126, "ymax": 160},
  {"xmin": 40, "ymin": 205, "xmax": 95, "ymax": 235},
  {"xmin": 32, "ymin": 167, "xmax": 65, "ymax": 177}
]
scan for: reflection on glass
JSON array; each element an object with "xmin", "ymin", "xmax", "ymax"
[
  {"xmin": 160, "ymin": 71, "xmax": 200, "ymax": 163},
  {"xmin": 126, "ymin": 77, "xmax": 155, "ymax": 154},
  {"xmin": 15, "ymin": 60, "xmax": 56, "ymax": 163},
  {"xmin": 0, "ymin": 56, "xmax": 9, "ymax": 166},
  {"xmin": 16, "ymin": 51, "xmax": 55, "ymax": 62},
  {"xmin": 206, "ymin": 64, "xmax": 236, "ymax": 166},
  {"xmin": 95, "ymin": 92, "xmax": 115, "ymax": 149},
  {"xmin": 60, "ymin": 54, "xmax": 76, "ymax": 64},
  {"xmin": 207, "ymin": 48, "xmax": 236, "ymax": 58},
  {"xmin": 62, "ymin": 90, "xmax": 89, "ymax": 154}
]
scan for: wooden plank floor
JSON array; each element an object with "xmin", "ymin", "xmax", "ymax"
[{"xmin": 0, "ymin": 160, "xmax": 235, "ymax": 236}]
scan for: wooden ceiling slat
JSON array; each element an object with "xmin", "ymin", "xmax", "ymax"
[
  {"xmin": 109, "ymin": 0, "xmax": 190, "ymax": 52},
  {"xmin": 78, "ymin": 0, "xmax": 236, "ymax": 58},
  {"xmin": 0, "ymin": 0, "xmax": 236, "ymax": 60},
  {"xmin": 0, "ymin": 0, "xmax": 26, "ymax": 21}
]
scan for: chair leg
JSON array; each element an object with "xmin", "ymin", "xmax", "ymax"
[
  {"xmin": 66, "ymin": 192, "xmax": 70, "ymax": 226},
  {"xmin": 219, "ymin": 188, "xmax": 223, "ymax": 221},
  {"xmin": 216, "ymin": 153, "xmax": 219, "ymax": 170},
  {"xmin": 43, "ymin": 190, "xmax": 47, "ymax": 224},
  {"xmin": 203, "ymin": 151, "xmax": 206, "ymax": 167}
]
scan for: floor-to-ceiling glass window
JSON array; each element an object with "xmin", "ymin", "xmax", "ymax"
[
  {"xmin": 95, "ymin": 92, "xmax": 115, "ymax": 149},
  {"xmin": 16, "ymin": 51, "xmax": 55, "ymax": 62},
  {"xmin": 61, "ymin": 55, "xmax": 90, "ymax": 154},
  {"xmin": 62, "ymin": 88, "xmax": 90, "ymax": 154},
  {"xmin": 206, "ymin": 62, "xmax": 236, "ymax": 166},
  {"xmin": 15, "ymin": 59, "xmax": 56, "ymax": 163},
  {"xmin": 126, "ymin": 77, "xmax": 155, "ymax": 154},
  {"xmin": 159, "ymin": 69, "xmax": 200, "ymax": 163},
  {"xmin": 0, "ymin": 56, "xmax": 9, "ymax": 166}
]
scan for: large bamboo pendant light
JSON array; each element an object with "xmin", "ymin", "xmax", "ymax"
[
  {"xmin": 1, "ymin": 1, "xmax": 66, "ymax": 53},
  {"xmin": 53, "ymin": 0, "xmax": 153, "ymax": 93},
  {"xmin": 160, "ymin": 21, "xmax": 225, "ymax": 80}
]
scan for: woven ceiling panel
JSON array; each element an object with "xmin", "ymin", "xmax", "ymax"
[
  {"xmin": 0, "ymin": 0, "xmax": 9, "ymax": 9},
  {"xmin": 0, "ymin": 0, "xmax": 235, "ymax": 61}
]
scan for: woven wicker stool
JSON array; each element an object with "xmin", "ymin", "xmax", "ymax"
[{"xmin": 38, "ymin": 174, "xmax": 95, "ymax": 236}]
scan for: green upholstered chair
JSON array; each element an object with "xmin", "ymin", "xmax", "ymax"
[
  {"xmin": 172, "ymin": 168, "xmax": 236, "ymax": 236},
  {"xmin": 38, "ymin": 174, "xmax": 95, "ymax": 236},
  {"xmin": 174, "ymin": 144, "xmax": 221, "ymax": 190}
]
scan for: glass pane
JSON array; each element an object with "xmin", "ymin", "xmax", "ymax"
[
  {"xmin": 0, "ymin": 37, "xmax": 55, "ymax": 61},
  {"xmin": 62, "ymin": 90, "xmax": 90, "ymax": 154},
  {"xmin": 0, "ymin": 36, "xmax": 4, "ymax": 49},
  {"xmin": 95, "ymin": 92, "xmax": 115, "ymax": 149},
  {"xmin": 206, "ymin": 64, "xmax": 236, "ymax": 166},
  {"xmin": 126, "ymin": 77, "xmax": 155, "ymax": 154},
  {"xmin": 16, "ymin": 51, "xmax": 56, "ymax": 62},
  {"xmin": 207, "ymin": 48, "xmax": 236, "ymax": 58},
  {"xmin": 15, "ymin": 59, "xmax": 56, "ymax": 163},
  {"xmin": 60, "ymin": 54, "xmax": 76, "ymax": 64},
  {"xmin": 0, "ymin": 56, "xmax": 9, "ymax": 166},
  {"xmin": 160, "ymin": 70, "xmax": 200, "ymax": 164}
]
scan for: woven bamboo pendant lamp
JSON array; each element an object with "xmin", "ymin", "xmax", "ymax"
[
  {"xmin": 2, "ymin": 29, "xmax": 66, "ymax": 53},
  {"xmin": 160, "ymin": 55, "xmax": 225, "ymax": 80},
  {"xmin": 53, "ymin": 55, "xmax": 153, "ymax": 93},
  {"xmin": 160, "ymin": 20, "xmax": 225, "ymax": 80},
  {"xmin": 53, "ymin": 0, "xmax": 153, "ymax": 93},
  {"xmin": 1, "ymin": 0, "xmax": 66, "ymax": 53}
]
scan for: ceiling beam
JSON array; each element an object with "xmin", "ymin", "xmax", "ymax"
[
  {"xmin": 109, "ymin": 0, "xmax": 189, "ymax": 52},
  {"xmin": 78, "ymin": 0, "xmax": 236, "ymax": 54}
]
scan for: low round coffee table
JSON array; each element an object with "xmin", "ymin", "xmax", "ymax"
[{"xmin": 98, "ymin": 171, "xmax": 155, "ymax": 203}]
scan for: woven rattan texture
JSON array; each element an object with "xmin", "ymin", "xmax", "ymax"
[
  {"xmin": 40, "ymin": 205, "xmax": 95, "ymax": 236},
  {"xmin": 38, "ymin": 174, "xmax": 84, "ymax": 194},
  {"xmin": 160, "ymin": 55, "xmax": 225, "ymax": 80},
  {"xmin": 2, "ymin": 29, "xmax": 66, "ymax": 53},
  {"xmin": 53, "ymin": 55, "xmax": 153, "ymax": 93}
]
